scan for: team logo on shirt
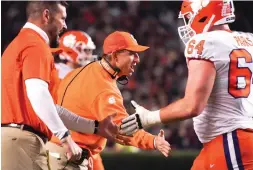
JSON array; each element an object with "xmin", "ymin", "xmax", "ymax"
[{"xmin": 108, "ymin": 96, "xmax": 116, "ymax": 104}]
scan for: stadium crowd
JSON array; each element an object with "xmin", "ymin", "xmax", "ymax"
[{"xmin": 2, "ymin": 1, "xmax": 253, "ymax": 151}]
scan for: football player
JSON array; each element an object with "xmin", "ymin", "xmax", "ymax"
[
  {"xmin": 52, "ymin": 30, "xmax": 96, "ymax": 79},
  {"xmin": 120, "ymin": 0, "xmax": 253, "ymax": 169}
]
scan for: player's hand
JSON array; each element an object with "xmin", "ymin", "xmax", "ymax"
[
  {"xmin": 97, "ymin": 113, "xmax": 119, "ymax": 141},
  {"xmin": 61, "ymin": 135, "xmax": 82, "ymax": 162},
  {"xmin": 120, "ymin": 100, "xmax": 161, "ymax": 135},
  {"xmin": 154, "ymin": 130, "xmax": 171, "ymax": 157}
]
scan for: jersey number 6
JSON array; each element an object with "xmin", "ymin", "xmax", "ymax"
[{"xmin": 228, "ymin": 49, "xmax": 253, "ymax": 98}]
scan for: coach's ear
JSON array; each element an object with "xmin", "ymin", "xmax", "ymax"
[
  {"xmin": 42, "ymin": 9, "xmax": 50, "ymax": 25},
  {"xmin": 109, "ymin": 52, "xmax": 118, "ymax": 67}
]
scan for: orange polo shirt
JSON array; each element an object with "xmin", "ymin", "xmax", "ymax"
[
  {"xmin": 1, "ymin": 28, "xmax": 59, "ymax": 139},
  {"xmin": 51, "ymin": 61, "xmax": 155, "ymax": 155}
]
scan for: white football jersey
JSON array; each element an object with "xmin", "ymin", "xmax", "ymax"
[
  {"xmin": 184, "ymin": 30, "xmax": 253, "ymax": 143},
  {"xmin": 55, "ymin": 63, "xmax": 74, "ymax": 79}
]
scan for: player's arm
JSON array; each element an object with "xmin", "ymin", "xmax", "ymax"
[
  {"xmin": 120, "ymin": 60, "xmax": 215, "ymax": 134},
  {"xmin": 120, "ymin": 36, "xmax": 216, "ymax": 134},
  {"xmin": 160, "ymin": 59, "xmax": 216, "ymax": 123}
]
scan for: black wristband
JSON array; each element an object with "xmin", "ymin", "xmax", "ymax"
[
  {"xmin": 94, "ymin": 120, "xmax": 99, "ymax": 134},
  {"xmin": 60, "ymin": 130, "xmax": 70, "ymax": 140}
]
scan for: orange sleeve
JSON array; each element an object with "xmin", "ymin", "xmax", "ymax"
[
  {"xmin": 92, "ymin": 90, "xmax": 155, "ymax": 150},
  {"xmin": 22, "ymin": 44, "xmax": 53, "ymax": 83}
]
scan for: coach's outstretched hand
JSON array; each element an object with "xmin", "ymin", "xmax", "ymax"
[
  {"xmin": 97, "ymin": 113, "xmax": 120, "ymax": 140},
  {"xmin": 154, "ymin": 130, "xmax": 171, "ymax": 157},
  {"xmin": 97, "ymin": 113, "xmax": 131, "ymax": 144}
]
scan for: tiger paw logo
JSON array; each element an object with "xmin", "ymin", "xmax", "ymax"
[
  {"xmin": 63, "ymin": 34, "xmax": 76, "ymax": 48},
  {"xmin": 108, "ymin": 96, "xmax": 116, "ymax": 104}
]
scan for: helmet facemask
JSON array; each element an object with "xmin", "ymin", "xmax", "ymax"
[
  {"xmin": 74, "ymin": 41, "xmax": 96, "ymax": 66},
  {"xmin": 76, "ymin": 49, "xmax": 96, "ymax": 66},
  {"xmin": 178, "ymin": 12, "xmax": 196, "ymax": 45}
]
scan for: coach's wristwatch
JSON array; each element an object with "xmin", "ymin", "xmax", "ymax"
[{"xmin": 93, "ymin": 120, "xmax": 99, "ymax": 134}]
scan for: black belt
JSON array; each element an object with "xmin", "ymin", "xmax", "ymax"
[{"xmin": 1, "ymin": 123, "xmax": 48, "ymax": 143}]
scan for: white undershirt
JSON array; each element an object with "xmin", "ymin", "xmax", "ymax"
[
  {"xmin": 25, "ymin": 78, "xmax": 68, "ymax": 139},
  {"xmin": 25, "ymin": 78, "xmax": 96, "ymax": 137}
]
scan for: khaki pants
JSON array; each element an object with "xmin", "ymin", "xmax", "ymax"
[
  {"xmin": 46, "ymin": 142, "xmax": 93, "ymax": 170},
  {"xmin": 1, "ymin": 127, "xmax": 50, "ymax": 170}
]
